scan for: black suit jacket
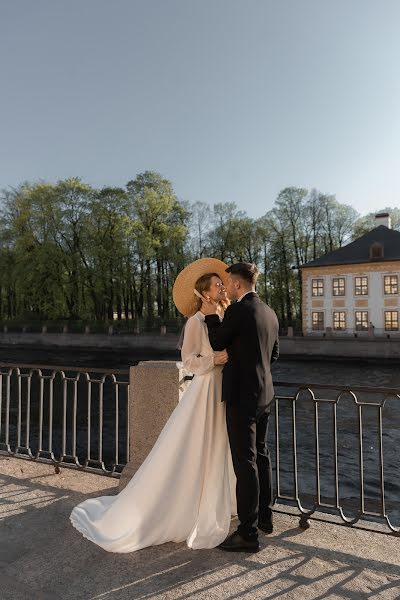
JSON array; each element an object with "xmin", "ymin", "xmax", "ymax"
[{"xmin": 205, "ymin": 293, "xmax": 279, "ymax": 415}]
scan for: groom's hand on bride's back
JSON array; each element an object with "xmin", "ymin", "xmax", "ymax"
[{"xmin": 213, "ymin": 350, "xmax": 229, "ymax": 365}]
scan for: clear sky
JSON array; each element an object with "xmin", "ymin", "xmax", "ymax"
[{"xmin": 1, "ymin": 0, "xmax": 399, "ymax": 218}]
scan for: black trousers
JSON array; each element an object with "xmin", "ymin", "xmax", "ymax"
[{"xmin": 226, "ymin": 403, "xmax": 273, "ymax": 539}]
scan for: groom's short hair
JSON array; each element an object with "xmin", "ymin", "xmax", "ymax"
[{"xmin": 226, "ymin": 262, "xmax": 259, "ymax": 285}]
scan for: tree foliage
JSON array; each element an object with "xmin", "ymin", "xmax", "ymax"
[
  {"xmin": 353, "ymin": 207, "xmax": 400, "ymax": 237},
  {"xmin": 2, "ymin": 172, "xmax": 388, "ymax": 328}
]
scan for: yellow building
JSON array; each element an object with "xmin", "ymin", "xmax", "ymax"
[{"xmin": 300, "ymin": 214, "xmax": 400, "ymax": 336}]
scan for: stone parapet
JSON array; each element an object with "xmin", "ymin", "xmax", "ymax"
[
  {"xmin": 119, "ymin": 361, "xmax": 180, "ymax": 491},
  {"xmin": 280, "ymin": 336, "xmax": 400, "ymax": 359}
]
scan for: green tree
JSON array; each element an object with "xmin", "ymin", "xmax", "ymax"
[
  {"xmin": 319, "ymin": 195, "xmax": 358, "ymax": 252},
  {"xmin": 126, "ymin": 171, "xmax": 188, "ymax": 320},
  {"xmin": 83, "ymin": 187, "xmax": 131, "ymax": 320}
]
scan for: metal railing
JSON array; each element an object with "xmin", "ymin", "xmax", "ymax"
[
  {"xmin": 273, "ymin": 382, "xmax": 400, "ymax": 535},
  {"xmin": 0, "ymin": 318, "xmax": 184, "ymax": 335},
  {"xmin": 158, "ymin": 373, "xmax": 400, "ymax": 536},
  {"xmin": 1, "ymin": 363, "xmax": 399, "ymax": 536},
  {"xmin": 0, "ymin": 363, "xmax": 129, "ymax": 477},
  {"xmin": 305, "ymin": 327, "xmax": 400, "ymax": 338}
]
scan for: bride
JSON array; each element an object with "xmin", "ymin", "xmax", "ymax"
[{"xmin": 70, "ymin": 258, "xmax": 236, "ymax": 552}]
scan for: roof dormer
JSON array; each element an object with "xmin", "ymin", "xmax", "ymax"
[{"xmin": 369, "ymin": 242, "xmax": 384, "ymax": 259}]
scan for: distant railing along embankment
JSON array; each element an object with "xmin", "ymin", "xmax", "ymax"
[{"xmin": 0, "ymin": 319, "xmax": 184, "ymax": 336}]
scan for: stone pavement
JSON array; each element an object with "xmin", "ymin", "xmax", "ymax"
[{"xmin": 1, "ymin": 456, "xmax": 399, "ymax": 600}]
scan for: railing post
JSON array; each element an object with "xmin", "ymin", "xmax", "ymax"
[{"xmin": 119, "ymin": 361, "xmax": 180, "ymax": 491}]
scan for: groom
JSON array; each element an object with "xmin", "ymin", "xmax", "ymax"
[{"xmin": 202, "ymin": 262, "xmax": 279, "ymax": 552}]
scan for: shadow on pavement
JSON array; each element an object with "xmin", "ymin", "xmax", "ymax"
[{"xmin": 1, "ymin": 462, "xmax": 400, "ymax": 600}]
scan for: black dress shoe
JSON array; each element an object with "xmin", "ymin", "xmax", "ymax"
[
  {"xmin": 218, "ymin": 531, "xmax": 260, "ymax": 553},
  {"xmin": 258, "ymin": 519, "xmax": 273, "ymax": 534}
]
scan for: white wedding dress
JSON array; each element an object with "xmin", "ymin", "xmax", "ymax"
[{"xmin": 70, "ymin": 311, "xmax": 236, "ymax": 552}]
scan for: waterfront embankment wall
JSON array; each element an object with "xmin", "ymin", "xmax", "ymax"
[{"xmin": 280, "ymin": 336, "xmax": 400, "ymax": 360}]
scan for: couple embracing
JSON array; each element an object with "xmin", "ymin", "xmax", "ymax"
[{"xmin": 70, "ymin": 259, "xmax": 279, "ymax": 553}]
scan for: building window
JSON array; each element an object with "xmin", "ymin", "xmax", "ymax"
[
  {"xmin": 312, "ymin": 312, "xmax": 324, "ymax": 331},
  {"xmin": 354, "ymin": 276, "xmax": 368, "ymax": 296},
  {"xmin": 384, "ymin": 275, "xmax": 398, "ymax": 295},
  {"xmin": 312, "ymin": 279, "xmax": 324, "ymax": 297},
  {"xmin": 332, "ymin": 278, "xmax": 345, "ymax": 296},
  {"xmin": 355, "ymin": 311, "xmax": 368, "ymax": 331},
  {"xmin": 385, "ymin": 311, "xmax": 399, "ymax": 331},
  {"xmin": 333, "ymin": 311, "xmax": 346, "ymax": 330}
]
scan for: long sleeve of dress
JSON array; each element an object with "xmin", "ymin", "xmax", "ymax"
[{"xmin": 181, "ymin": 316, "xmax": 215, "ymax": 375}]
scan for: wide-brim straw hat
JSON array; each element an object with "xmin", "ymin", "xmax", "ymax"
[{"xmin": 173, "ymin": 258, "xmax": 229, "ymax": 317}]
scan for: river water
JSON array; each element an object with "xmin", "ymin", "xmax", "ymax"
[
  {"xmin": 1, "ymin": 346, "xmax": 399, "ymax": 528},
  {"xmin": 1, "ymin": 344, "xmax": 399, "ymax": 386}
]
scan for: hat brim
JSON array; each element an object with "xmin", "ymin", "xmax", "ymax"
[{"xmin": 173, "ymin": 258, "xmax": 229, "ymax": 317}]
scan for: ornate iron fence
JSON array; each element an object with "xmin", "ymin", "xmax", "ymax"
[
  {"xmin": 1, "ymin": 363, "xmax": 399, "ymax": 535},
  {"xmin": 273, "ymin": 382, "xmax": 400, "ymax": 535},
  {"xmin": 0, "ymin": 363, "xmax": 129, "ymax": 476},
  {"xmin": 173, "ymin": 374, "xmax": 400, "ymax": 534}
]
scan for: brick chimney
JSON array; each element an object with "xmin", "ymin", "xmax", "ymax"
[{"xmin": 375, "ymin": 212, "xmax": 392, "ymax": 228}]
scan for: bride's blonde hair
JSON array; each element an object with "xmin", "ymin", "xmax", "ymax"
[{"xmin": 190, "ymin": 272, "xmax": 228, "ymax": 316}]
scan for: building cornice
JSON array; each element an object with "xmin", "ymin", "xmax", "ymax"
[{"xmin": 301, "ymin": 261, "xmax": 400, "ymax": 277}]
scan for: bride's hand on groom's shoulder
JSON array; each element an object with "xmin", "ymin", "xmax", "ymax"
[{"xmin": 213, "ymin": 350, "xmax": 229, "ymax": 365}]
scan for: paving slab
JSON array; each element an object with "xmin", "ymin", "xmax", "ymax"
[{"xmin": 1, "ymin": 456, "xmax": 399, "ymax": 600}]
